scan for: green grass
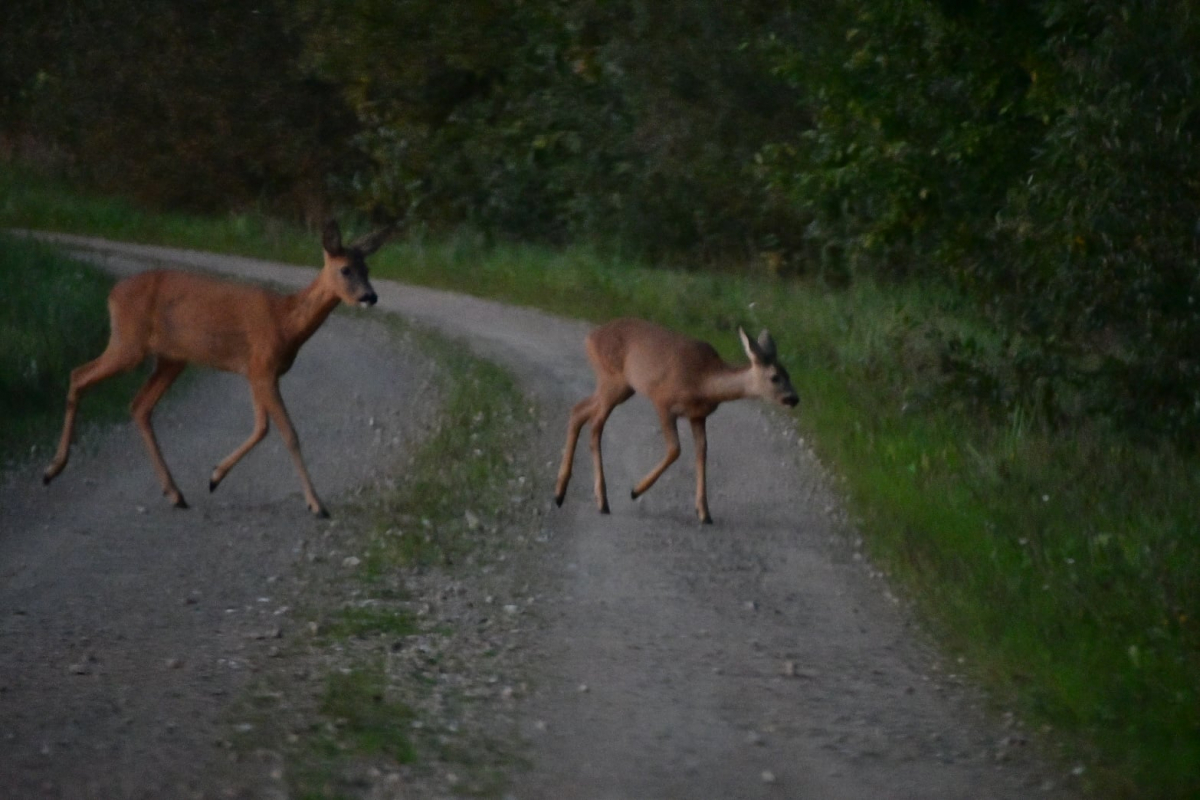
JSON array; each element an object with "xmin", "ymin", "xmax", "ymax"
[
  {"xmin": 3, "ymin": 164, "xmax": 1198, "ymax": 798},
  {"xmin": 0, "ymin": 231, "xmax": 146, "ymax": 464},
  {"xmin": 321, "ymin": 605, "xmax": 419, "ymax": 640},
  {"xmin": 319, "ymin": 664, "xmax": 418, "ymax": 764},
  {"xmin": 272, "ymin": 662, "xmax": 418, "ymax": 799},
  {"xmin": 1, "ymin": 166, "xmax": 315, "ymax": 263}
]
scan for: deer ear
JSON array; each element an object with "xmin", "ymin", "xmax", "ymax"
[
  {"xmin": 351, "ymin": 221, "xmax": 399, "ymax": 256},
  {"xmin": 739, "ymin": 326, "xmax": 766, "ymax": 364},
  {"xmin": 756, "ymin": 330, "xmax": 777, "ymax": 362},
  {"xmin": 322, "ymin": 219, "xmax": 344, "ymax": 256}
]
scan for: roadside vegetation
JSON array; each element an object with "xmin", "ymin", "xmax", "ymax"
[{"xmin": 0, "ymin": 232, "xmax": 145, "ymax": 464}]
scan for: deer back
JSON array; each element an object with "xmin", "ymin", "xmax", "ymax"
[{"xmin": 113, "ymin": 270, "xmax": 285, "ymax": 374}]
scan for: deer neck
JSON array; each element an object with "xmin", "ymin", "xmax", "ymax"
[
  {"xmin": 282, "ymin": 276, "xmax": 341, "ymax": 347},
  {"xmin": 700, "ymin": 363, "xmax": 754, "ymax": 405}
]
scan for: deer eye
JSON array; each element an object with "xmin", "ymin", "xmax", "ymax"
[
  {"xmin": 770, "ymin": 374, "xmax": 782, "ymax": 384},
  {"xmin": 340, "ymin": 266, "xmax": 351, "ymax": 277}
]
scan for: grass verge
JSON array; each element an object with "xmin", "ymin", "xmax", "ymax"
[
  {"xmin": 3, "ymin": 166, "xmax": 1197, "ymax": 798},
  {"xmin": 0, "ymin": 231, "xmax": 146, "ymax": 467}
]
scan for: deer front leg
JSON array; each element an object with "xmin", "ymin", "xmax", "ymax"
[
  {"xmin": 209, "ymin": 390, "xmax": 269, "ymax": 493},
  {"xmin": 586, "ymin": 387, "xmax": 632, "ymax": 514},
  {"xmin": 690, "ymin": 417, "xmax": 712, "ymax": 524},
  {"xmin": 129, "ymin": 358, "xmax": 189, "ymax": 508},
  {"xmin": 256, "ymin": 379, "xmax": 328, "ymax": 518},
  {"xmin": 631, "ymin": 410, "xmax": 680, "ymax": 502},
  {"xmin": 554, "ymin": 396, "xmax": 594, "ymax": 507}
]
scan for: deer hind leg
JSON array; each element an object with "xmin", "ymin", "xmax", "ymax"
[
  {"xmin": 689, "ymin": 417, "xmax": 712, "ymax": 524},
  {"xmin": 554, "ymin": 395, "xmax": 596, "ymax": 507},
  {"xmin": 631, "ymin": 407, "xmax": 681, "ymax": 503},
  {"xmin": 129, "ymin": 357, "xmax": 189, "ymax": 508},
  {"xmin": 43, "ymin": 340, "xmax": 144, "ymax": 485},
  {"xmin": 254, "ymin": 378, "xmax": 327, "ymax": 518}
]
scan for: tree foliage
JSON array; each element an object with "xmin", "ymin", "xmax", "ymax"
[
  {"xmin": 1, "ymin": 0, "xmax": 357, "ymax": 220},
  {"xmin": 288, "ymin": 0, "xmax": 806, "ymax": 254},
  {"xmin": 761, "ymin": 0, "xmax": 1200, "ymax": 442}
]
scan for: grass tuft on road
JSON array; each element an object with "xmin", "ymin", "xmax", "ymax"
[
  {"xmin": 319, "ymin": 664, "xmax": 418, "ymax": 765},
  {"xmin": 360, "ymin": 330, "xmax": 532, "ymax": 573}
]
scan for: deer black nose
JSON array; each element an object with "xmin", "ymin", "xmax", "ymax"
[
  {"xmin": 359, "ymin": 291, "xmax": 378, "ymax": 306},
  {"xmin": 784, "ymin": 395, "xmax": 799, "ymax": 408}
]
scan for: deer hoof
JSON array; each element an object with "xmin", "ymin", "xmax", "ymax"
[
  {"xmin": 173, "ymin": 496, "xmax": 189, "ymax": 510},
  {"xmin": 42, "ymin": 462, "xmax": 64, "ymax": 485},
  {"xmin": 599, "ymin": 501, "xmax": 610, "ymax": 515},
  {"xmin": 700, "ymin": 514, "xmax": 713, "ymax": 525},
  {"xmin": 554, "ymin": 493, "xmax": 564, "ymax": 507},
  {"xmin": 313, "ymin": 506, "xmax": 331, "ymax": 519}
]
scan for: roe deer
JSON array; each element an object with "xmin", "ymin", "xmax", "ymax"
[
  {"xmin": 554, "ymin": 318, "xmax": 799, "ymax": 523},
  {"xmin": 42, "ymin": 219, "xmax": 394, "ymax": 517}
]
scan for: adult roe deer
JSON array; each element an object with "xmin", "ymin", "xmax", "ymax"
[
  {"xmin": 554, "ymin": 318, "xmax": 799, "ymax": 523},
  {"xmin": 42, "ymin": 219, "xmax": 393, "ymax": 517}
]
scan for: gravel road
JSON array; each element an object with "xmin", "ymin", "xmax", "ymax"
[{"xmin": 0, "ymin": 234, "xmax": 1077, "ymax": 799}]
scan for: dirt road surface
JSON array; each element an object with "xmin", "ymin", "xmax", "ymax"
[{"xmin": 1, "ymin": 234, "xmax": 1075, "ymax": 799}]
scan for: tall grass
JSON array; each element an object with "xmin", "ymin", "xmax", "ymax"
[
  {"xmin": 0, "ymin": 232, "xmax": 145, "ymax": 464},
  {"xmin": 0, "ymin": 166, "xmax": 313, "ymax": 262},
  {"xmin": 2, "ymin": 167, "xmax": 1197, "ymax": 798}
]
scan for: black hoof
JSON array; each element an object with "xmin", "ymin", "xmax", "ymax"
[
  {"xmin": 314, "ymin": 507, "xmax": 331, "ymax": 519},
  {"xmin": 630, "ymin": 489, "xmax": 639, "ymax": 500},
  {"xmin": 599, "ymin": 502, "xmax": 610, "ymax": 515},
  {"xmin": 174, "ymin": 497, "xmax": 189, "ymax": 510},
  {"xmin": 554, "ymin": 494, "xmax": 564, "ymax": 507},
  {"xmin": 701, "ymin": 515, "xmax": 713, "ymax": 525},
  {"xmin": 42, "ymin": 474, "xmax": 51, "ymax": 486}
]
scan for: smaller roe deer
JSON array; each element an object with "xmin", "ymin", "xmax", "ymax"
[
  {"xmin": 554, "ymin": 318, "xmax": 799, "ymax": 523},
  {"xmin": 42, "ymin": 219, "xmax": 393, "ymax": 517}
]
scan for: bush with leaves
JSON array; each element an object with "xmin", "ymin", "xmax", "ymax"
[
  {"xmin": 2, "ymin": 0, "xmax": 358, "ymax": 221},
  {"xmin": 761, "ymin": 0, "xmax": 1200, "ymax": 445},
  {"xmin": 996, "ymin": 1, "xmax": 1200, "ymax": 441},
  {"xmin": 759, "ymin": 0, "xmax": 1044, "ymax": 282}
]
